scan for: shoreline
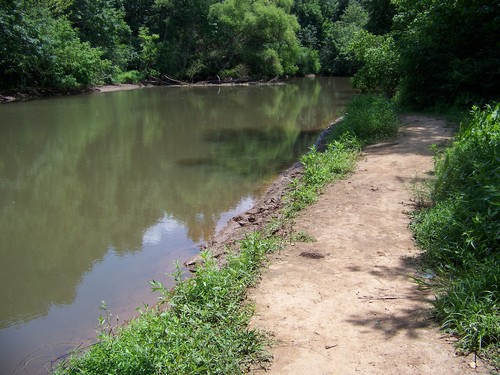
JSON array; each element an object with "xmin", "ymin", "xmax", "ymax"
[
  {"xmin": 0, "ymin": 78, "xmax": 289, "ymax": 103},
  {"xmin": 186, "ymin": 116, "xmax": 345, "ymax": 271}
]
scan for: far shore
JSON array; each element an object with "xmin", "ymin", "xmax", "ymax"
[{"xmin": 0, "ymin": 76, "xmax": 297, "ymax": 103}]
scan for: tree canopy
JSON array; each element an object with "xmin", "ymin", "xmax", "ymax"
[{"xmin": 1, "ymin": 0, "xmax": 498, "ymax": 107}]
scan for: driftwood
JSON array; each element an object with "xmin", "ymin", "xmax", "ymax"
[
  {"xmin": 162, "ymin": 74, "xmax": 189, "ymax": 85},
  {"xmin": 152, "ymin": 74, "xmax": 284, "ymax": 87}
]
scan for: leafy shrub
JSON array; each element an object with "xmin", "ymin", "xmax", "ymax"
[
  {"xmin": 115, "ymin": 70, "xmax": 143, "ymax": 84},
  {"xmin": 415, "ymin": 103, "xmax": 500, "ymax": 266},
  {"xmin": 330, "ymin": 94, "xmax": 400, "ymax": 145},
  {"xmin": 433, "ymin": 262, "xmax": 500, "ymax": 354},
  {"xmin": 0, "ymin": 2, "xmax": 109, "ymax": 90},
  {"xmin": 411, "ymin": 103, "xmax": 499, "ymax": 359},
  {"xmin": 296, "ymin": 47, "xmax": 321, "ymax": 75},
  {"xmin": 219, "ymin": 64, "xmax": 250, "ymax": 80},
  {"xmin": 348, "ymin": 31, "xmax": 399, "ymax": 96}
]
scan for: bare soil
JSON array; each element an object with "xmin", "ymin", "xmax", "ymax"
[{"xmin": 245, "ymin": 115, "xmax": 492, "ymax": 374}]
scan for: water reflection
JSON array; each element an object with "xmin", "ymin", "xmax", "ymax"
[{"xmin": 0, "ymin": 77, "xmax": 355, "ymax": 373}]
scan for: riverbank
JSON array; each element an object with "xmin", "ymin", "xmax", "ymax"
[
  {"xmin": 0, "ymin": 83, "xmax": 147, "ymax": 103},
  {"xmin": 1, "ymin": 78, "xmax": 287, "ymax": 103}
]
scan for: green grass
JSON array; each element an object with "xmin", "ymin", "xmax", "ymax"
[
  {"xmin": 411, "ymin": 103, "xmax": 499, "ymax": 365},
  {"xmin": 327, "ymin": 93, "xmax": 400, "ymax": 146},
  {"xmin": 291, "ymin": 231, "xmax": 316, "ymax": 243},
  {"xmin": 56, "ymin": 94, "xmax": 401, "ymax": 374},
  {"xmin": 283, "ymin": 133, "xmax": 361, "ymax": 218}
]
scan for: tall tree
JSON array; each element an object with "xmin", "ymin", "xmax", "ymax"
[
  {"xmin": 392, "ymin": 0, "xmax": 500, "ymax": 107},
  {"xmin": 69, "ymin": 0, "xmax": 132, "ymax": 69},
  {"xmin": 292, "ymin": 0, "xmax": 339, "ymax": 50},
  {"xmin": 0, "ymin": 1, "xmax": 108, "ymax": 90},
  {"xmin": 209, "ymin": 0, "xmax": 302, "ymax": 78},
  {"xmin": 153, "ymin": 0, "xmax": 216, "ymax": 79},
  {"xmin": 361, "ymin": 0, "xmax": 394, "ymax": 35},
  {"xmin": 320, "ymin": 0, "xmax": 368, "ymax": 75}
]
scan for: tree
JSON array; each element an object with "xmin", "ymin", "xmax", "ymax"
[
  {"xmin": 153, "ymin": 0, "xmax": 216, "ymax": 80},
  {"xmin": 361, "ymin": 0, "xmax": 394, "ymax": 35},
  {"xmin": 348, "ymin": 30, "xmax": 399, "ymax": 95},
  {"xmin": 292, "ymin": 0, "xmax": 339, "ymax": 50},
  {"xmin": 69, "ymin": 0, "xmax": 132, "ymax": 69},
  {"xmin": 320, "ymin": 0, "xmax": 368, "ymax": 75},
  {"xmin": 0, "ymin": 1, "xmax": 109, "ymax": 90},
  {"xmin": 138, "ymin": 26, "xmax": 160, "ymax": 77},
  {"xmin": 209, "ymin": 0, "xmax": 302, "ymax": 78},
  {"xmin": 392, "ymin": 0, "xmax": 500, "ymax": 107}
]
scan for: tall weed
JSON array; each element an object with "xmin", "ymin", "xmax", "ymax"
[
  {"xmin": 284, "ymin": 134, "xmax": 360, "ymax": 218},
  {"xmin": 411, "ymin": 103, "xmax": 499, "ymax": 362}
]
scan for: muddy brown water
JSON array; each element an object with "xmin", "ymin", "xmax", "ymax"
[{"xmin": 0, "ymin": 77, "xmax": 355, "ymax": 374}]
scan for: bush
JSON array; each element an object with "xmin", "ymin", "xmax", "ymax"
[
  {"xmin": 0, "ymin": 2, "xmax": 110, "ymax": 91},
  {"xmin": 115, "ymin": 70, "xmax": 143, "ymax": 84},
  {"xmin": 348, "ymin": 31, "xmax": 399, "ymax": 96},
  {"xmin": 416, "ymin": 103, "xmax": 500, "ymax": 266},
  {"xmin": 411, "ymin": 103, "xmax": 499, "ymax": 360},
  {"xmin": 296, "ymin": 47, "xmax": 321, "ymax": 75},
  {"xmin": 330, "ymin": 94, "xmax": 400, "ymax": 145}
]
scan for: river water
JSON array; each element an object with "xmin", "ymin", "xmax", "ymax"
[{"xmin": 0, "ymin": 77, "xmax": 355, "ymax": 374}]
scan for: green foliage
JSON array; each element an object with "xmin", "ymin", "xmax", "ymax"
[
  {"xmin": 0, "ymin": 1, "xmax": 109, "ymax": 90},
  {"xmin": 432, "ymin": 262, "xmax": 500, "ymax": 355},
  {"xmin": 69, "ymin": 0, "xmax": 132, "ymax": 68},
  {"xmin": 291, "ymin": 230, "xmax": 316, "ymax": 242},
  {"xmin": 411, "ymin": 103, "xmax": 499, "ymax": 359},
  {"xmin": 284, "ymin": 133, "xmax": 360, "ymax": 217},
  {"xmin": 361, "ymin": 0, "xmax": 394, "ymax": 35},
  {"xmin": 219, "ymin": 64, "xmax": 250, "ymax": 80},
  {"xmin": 293, "ymin": 0, "xmax": 339, "ymax": 50},
  {"xmin": 138, "ymin": 26, "xmax": 160, "ymax": 78},
  {"xmin": 392, "ymin": 0, "xmax": 500, "ymax": 108},
  {"xmin": 296, "ymin": 47, "xmax": 321, "ymax": 75},
  {"xmin": 123, "ymin": 0, "xmax": 155, "ymax": 37},
  {"xmin": 23, "ymin": 0, "xmax": 74, "ymax": 14},
  {"xmin": 209, "ymin": 0, "xmax": 302, "ymax": 78},
  {"xmin": 2, "ymin": 0, "xmax": 435, "ymax": 90},
  {"xmin": 348, "ymin": 31, "xmax": 399, "ymax": 95},
  {"xmin": 154, "ymin": 0, "xmax": 215, "ymax": 79},
  {"xmin": 320, "ymin": 0, "xmax": 368, "ymax": 75},
  {"xmin": 57, "ymin": 233, "xmax": 280, "ymax": 374},
  {"xmin": 330, "ymin": 94, "xmax": 400, "ymax": 144},
  {"xmin": 428, "ymin": 103, "xmax": 499, "ymax": 263},
  {"xmin": 115, "ymin": 70, "xmax": 143, "ymax": 84}
]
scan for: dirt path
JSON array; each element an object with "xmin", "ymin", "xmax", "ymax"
[{"xmin": 248, "ymin": 115, "xmax": 490, "ymax": 374}]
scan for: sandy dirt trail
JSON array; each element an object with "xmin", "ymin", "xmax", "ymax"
[{"xmin": 249, "ymin": 115, "xmax": 491, "ymax": 374}]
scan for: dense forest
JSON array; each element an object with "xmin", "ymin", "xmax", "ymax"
[{"xmin": 1, "ymin": 0, "xmax": 498, "ymax": 107}]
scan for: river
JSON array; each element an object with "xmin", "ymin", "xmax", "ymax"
[{"xmin": 0, "ymin": 77, "xmax": 355, "ymax": 374}]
